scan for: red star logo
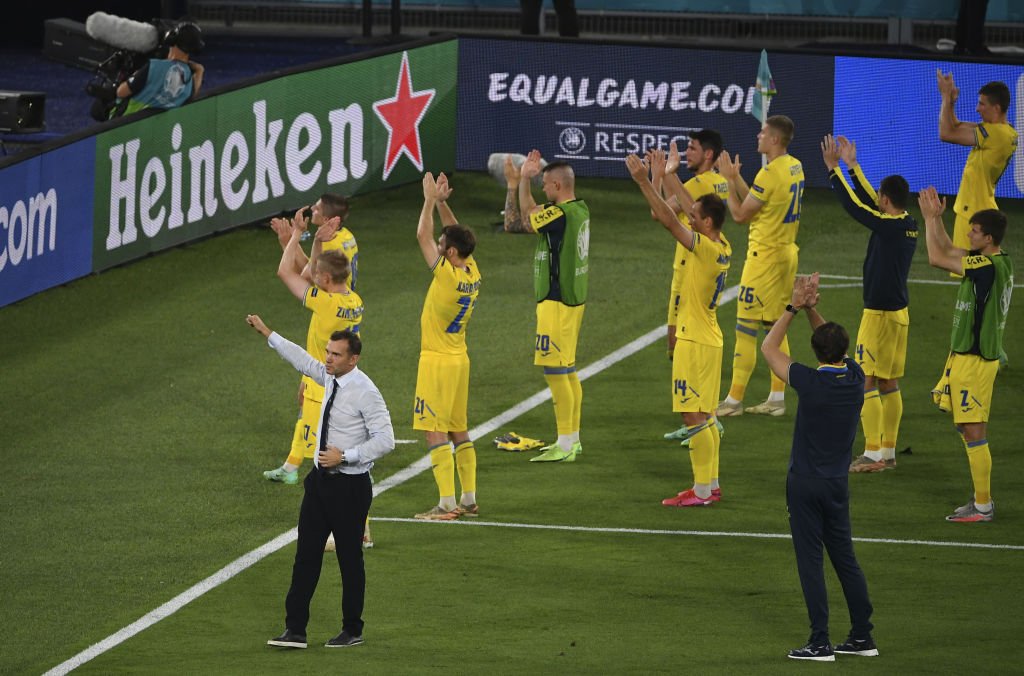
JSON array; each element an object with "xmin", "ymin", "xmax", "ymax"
[{"xmin": 372, "ymin": 52, "xmax": 435, "ymax": 180}]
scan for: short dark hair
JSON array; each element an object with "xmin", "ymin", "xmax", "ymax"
[
  {"xmin": 971, "ymin": 209, "xmax": 1008, "ymax": 246},
  {"xmin": 317, "ymin": 250, "xmax": 350, "ymax": 284},
  {"xmin": 441, "ymin": 224, "xmax": 477, "ymax": 258},
  {"xmin": 696, "ymin": 194, "xmax": 726, "ymax": 230},
  {"xmin": 879, "ymin": 175, "xmax": 910, "ymax": 210},
  {"xmin": 690, "ymin": 129, "xmax": 724, "ymax": 162},
  {"xmin": 766, "ymin": 115, "xmax": 795, "ymax": 147},
  {"xmin": 320, "ymin": 193, "xmax": 350, "ymax": 222},
  {"xmin": 979, "ymin": 81, "xmax": 1010, "ymax": 114},
  {"xmin": 329, "ymin": 329, "xmax": 362, "ymax": 356},
  {"xmin": 810, "ymin": 322, "xmax": 849, "ymax": 364}
]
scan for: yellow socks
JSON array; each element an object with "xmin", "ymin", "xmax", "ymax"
[
  {"xmin": 287, "ymin": 417, "xmax": 310, "ymax": 467},
  {"xmin": 688, "ymin": 423, "xmax": 714, "ymax": 485},
  {"xmin": 728, "ymin": 320, "xmax": 759, "ymax": 401},
  {"xmin": 880, "ymin": 388, "xmax": 903, "ymax": 453},
  {"xmin": 454, "ymin": 441, "xmax": 477, "ymax": 495},
  {"xmin": 709, "ymin": 417, "xmax": 721, "ymax": 483},
  {"xmin": 860, "ymin": 388, "xmax": 882, "ymax": 458},
  {"xmin": 429, "ymin": 442, "xmax": 455, "ymax": 501},
  {"xmin": 544, "ymin": 369, "xmax": 575, "ymax": 435},
  {"xmin": 965, "ymin": 438, "xmax": 992, "ymax": 505},
  {"xmin": 568, "ymin": 369, "xmax": 583, "ymax": 433}
]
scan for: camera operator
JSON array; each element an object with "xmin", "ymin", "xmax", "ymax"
[{"xmin": 113, "ymin": 22, "xmax": 205, "ymax": 117}]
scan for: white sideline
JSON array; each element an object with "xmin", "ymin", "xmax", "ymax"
[
  {"xmin": 372, "ymin": 517, "xmax": 1024, "ymax": 552},
  {"xmin": 44, "ymin": 288, "xmax": 735, "ymax": 675}
]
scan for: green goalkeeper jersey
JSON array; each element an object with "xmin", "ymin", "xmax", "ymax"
[
  {"xmin": 951, "ymin": 251, "xmax": 1013, "ymax": 359},
  {"xmin": 529, "ymin": 199, "xmax": 590, "ymax": 306}
]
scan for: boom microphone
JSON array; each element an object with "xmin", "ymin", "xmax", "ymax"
[
  {"xmin": 487, "ymin": 152, "xmax": 548, "ymax": 187},
  {"xmin": 86, "ymin": 11, "xmax": 160, "ymax": 53}
]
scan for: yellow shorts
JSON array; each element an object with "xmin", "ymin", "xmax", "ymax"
[
  {"xmin": 671, "ymin": 340, "xmax": 723, "ymax": 413},
  {"xmin": 932, "ymin": 352, "xmax": 998, "ymax": 424},
  {"xmin": 854, "ymin": 308, "xmax": 909, "ymax": 379},
  {"xmin": 413, "ymin": 351, "xmax": 470, "ymax": 432},
  {"xmin": 736, "ymin": 245, "xmax": 798, "ymax": 322},
  {"xmin": 534, "ymin": 300, "xmax": 585, "ymax": 367},
  {"xmin": 290, "ymin": 394, "xmax": 323, "ymax": 459}
]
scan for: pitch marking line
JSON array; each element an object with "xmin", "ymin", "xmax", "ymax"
[
  {"xmin": 374, "ymin": 517, "xmax": 1024, "ymax": 552},
  {"xmin": 820, "ymin": 273, "xmax": 1024, "ymax": 289},
  {"xmin": 44, "ymin": 287, "xmax": 736, "ymax": 676}
]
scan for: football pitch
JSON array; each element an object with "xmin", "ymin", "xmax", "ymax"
[{"xmin": 3, "ymin": 172, "xmax": 1023, "ymax": 674}]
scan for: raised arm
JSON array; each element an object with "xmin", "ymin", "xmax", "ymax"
[
  {"xmin": 716, "ymin": 151, "xmax": 761, "ymax": 224},
  {"xmin": 503, "ymin": 155, "xmax": 533, "ymax": 233},
  {"xmin": 518, "ymin": 149, "xmax": 542, "ymax": 219},
  {"xmin": 434, "ymin": 172, "xmax": 458, "ymax": 226},
  {"xmin": 305, "ymin": 215, "xmax": 340, "ymax": 281},
  {"xmin": 417, "ymin": 172, "xmax": 441, "ymax": 266},
  {"xmin": 918, "ymin": 186, "xmax": 966, "ymax": 274},
  {"xmin": 278, "ymin": 222, "xmax": 312, "ymax": 300},
  {"xmin": 937, "ymin": 69, "xmax": 977, "ymax": 146},
  {"xmin": 661, "ymin": 141, "xmax": 694, "ymax": 215},
  {"xmin": 762, "ymin": 273, "xmax": 821, "ymax": 383},
  {"xmin": 626, "ymin": 154, "xmax": 696, "ymax": 250}
]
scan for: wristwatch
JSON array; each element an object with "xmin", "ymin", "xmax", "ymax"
[{"xmin": 785, "ymin": 304, "xmax": 800, "ymax": 314}]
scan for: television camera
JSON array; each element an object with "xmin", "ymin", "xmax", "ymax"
[{"xmin": 84, "ymin": 12, "xmax": 204, "ymax": 121}]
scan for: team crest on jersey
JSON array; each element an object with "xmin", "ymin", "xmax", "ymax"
[{"xmin": 576, "ymin": 219, "xmax": 590, "ymax": 260}]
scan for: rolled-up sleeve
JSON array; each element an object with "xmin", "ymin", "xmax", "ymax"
[{"xmin": 344, "ymin": 387, "xmax": 395, "ymax": 466}]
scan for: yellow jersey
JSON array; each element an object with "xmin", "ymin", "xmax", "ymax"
[
  {"xmin": 953, "ymin": 122, "xmax": 1017, "ymax": 219},
  {"xmin": 322, "ymin": 227, "xmax": 359, "ymax": 290},
  {"xmin": 675, "ymin": 231, "xmax": 732, "ymax": 347},
  {"xmin": 672, "ymin": 171, "xmax": 729, "ymax": 273},
  {"xmin": 747, "ymin": 154, "xmax": 804, "ymax": 249},
  {"xmin": 420, "ymin": 255, "xmax": 481, "ymax": 355},
  {"xmin": 302, "ymin": 284, "xmax": 364, "ymax": 401}
]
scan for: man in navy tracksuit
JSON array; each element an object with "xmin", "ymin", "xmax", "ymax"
[{"xmin": 762, "ymin": 273, "xmax": 878, "ymax": 662}]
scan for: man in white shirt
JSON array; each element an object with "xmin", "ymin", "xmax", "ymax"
[{"xmin": 246, "ymin": 314, "xmax": 395, "ymax": 649}]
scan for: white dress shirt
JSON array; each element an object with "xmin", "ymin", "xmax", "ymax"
[{"xmin": 268, "ymin": 332, "xmax": 395, "ymax": 474}]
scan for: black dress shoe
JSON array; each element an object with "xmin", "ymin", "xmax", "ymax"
[
  {"xmin": 267, "ymin": 629, "xmax": 307, "ymax": 648},
  {"xmin": 325, "ymin": 630, "xmax": 364, "ymax": 648}
]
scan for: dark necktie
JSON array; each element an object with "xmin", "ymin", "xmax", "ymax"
[{"xmin": 318, "ymin": 378, "xmax": 339, "ymax": 468}]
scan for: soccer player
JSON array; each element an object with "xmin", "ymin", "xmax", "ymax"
[
  {"xmin": 821, "ymin": 134, "xmax": 917, "ymax": 473},
  {"xmin": 649, "ymin": 134, "xmax": 730, "ymax": 443},
  {"xmin": 936, "ymin": 73, "xmax": 1016, "ymax": 253},
  {"xmin": 715, "ymin": 115, "xmax": 805, "ymax": 417},
  {"xmin": 628, "ymin": 153, "xmax": 731, "ymax": 506},
  {"xmin": 413, "ymin": 172, "xmax": 482, "ymax": 520},
  {"xmin": 656, "ymin": 132, "xmax": 729, "ymax": 358},
  {"xmin": 271, "ymin": 194, "xmax": 360, "ymax": 290},
  {"xmin": 919, "ymin": 187, "xmax": 1012, "ymax": 523},
  {"xmin": 264, "ymin": 212, "xmax": 365, "ymax": 486},
  {"xmin": 505, "ymin": 150, "xmax": 590, "ymax": 463}
]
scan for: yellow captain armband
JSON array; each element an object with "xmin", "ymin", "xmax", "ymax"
[
  {"xmin": 530, "ymin": 204, "xmax": 564, "ymax": 230},
  {"xmin": 965, "ymin": 255, "xmax": 992, "ymax": 269}
]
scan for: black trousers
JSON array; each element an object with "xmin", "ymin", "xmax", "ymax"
[
  {"xmin": 285, "ymin": 469, "xmax": 372, "ymax": 637},
  {"xmin": 520, "ymin": 0, "xmax": 579, "ymax": 37},
  {"xmin": 955, "ymin": 0, "xmax": 990, "ymax": 53},
  {"xmin": 786, "ymin": 472, "xmax": 873, "ymax": 644}
]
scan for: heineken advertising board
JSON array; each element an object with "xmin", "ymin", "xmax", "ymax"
[{"xmin": 93, "ymin": 39, "xmax": 457, "ymax": 271}]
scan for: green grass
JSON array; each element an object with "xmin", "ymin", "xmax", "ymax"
[{"xmin": 2, "ymin": 173, "xmax": 1023, "ymax": 674}]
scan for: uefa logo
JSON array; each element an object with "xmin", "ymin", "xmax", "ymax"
[{"xmin": 559, "ymin": 127, "xmax": 586, "ymax": 155}]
